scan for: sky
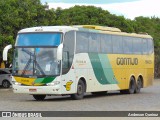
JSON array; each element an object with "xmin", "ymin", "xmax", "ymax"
[{"xmin": 41, "ymin": 0, "xmax": 160, "ymax": 20}]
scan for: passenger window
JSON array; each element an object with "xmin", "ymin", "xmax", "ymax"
[
  {"xmin": 112, "ymin": 35, "xmax": 123, "ymax": 54},
  {"xmin": 89, "ymin": 33, "xmax": 100, "ymax": 53},
  {"xmin": 142, "ymin": 39, "xmax": 148, "ymax": 54},
  {"xmin": 132, "ymin": 37, "xmax": 142, "ymax": 54},
  {"xmin": 148, "ymin": 39, "xmax": 153, "ymax": 54},
  {"xmin": 123, "ymin": 36, "xmax": 133, "ymax": 54},
  {"xmin": 76, "ymin": 32, "xmax": 89, "ymax": 53},
  {"xmin": 101, "ymin": 34, "xmax": 112, "ymax": 53}
]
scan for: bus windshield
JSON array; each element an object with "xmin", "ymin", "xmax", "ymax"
[
  {"xmin": 15, "ymin": 33, "xmax": 61, "ymax": 47},
  {"xmin": 13, "ymin": 47, "xmax": 60, "ymax": 77},
  {"xmin": 13, "ymin": 32, "xmax": 62, "ymax": 77}
]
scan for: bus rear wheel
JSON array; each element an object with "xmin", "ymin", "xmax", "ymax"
[
  {"xmin": 128, "ymin": 77, "xmax": 136, "ymax": 94},
  {"xmin": 135, "ymin": 77, "xmax": 142, "ymax": 93},
  {"xmin": 120, "ymin": 77, "xmax": 136, "ymax": 94},
  {"xmin": 33, "ymin": 95, "xmax": 46, "ymax": 101},
  {"xmin": 71, "ymin": 80, "xmax": 85, "ymax": 100}
]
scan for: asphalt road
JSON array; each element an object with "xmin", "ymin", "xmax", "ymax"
[{"xmin": 0, "ymin": 79, "xmax": 160, "ymax": 111}]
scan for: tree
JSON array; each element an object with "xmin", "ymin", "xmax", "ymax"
[
  {"xmin": 1, "ymin": 3, "xmax": 160, "ymax": 76},
  {"xmin": 0, "ymin": 0, "xmax": 56, "ymax": 64}
]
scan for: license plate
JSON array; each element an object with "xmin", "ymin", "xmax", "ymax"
[{"xmin": 29, "ymin": 89, "xmax": 37, "ymax": 92}]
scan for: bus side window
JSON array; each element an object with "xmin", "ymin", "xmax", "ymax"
[
  {"xmin": 62, "ymin": 51, "xmax": 69, "ymax": 68},
  {"xmin": 62, "ymin": 31, "xmax": 75, "ymax": 74},
  {"xmin": 76, "ymin": 32, "xmax": 89, "ymax": 53},
  {"xmin": 132, "ymin": 37, "xmax": 142, "ymax": 54},
  {"xmin": 123, "ymin": 36, "xmax": 133, "ymax": 54},
  {"xmin": 148, "ymin": 38, "xmax": 154, "ymax": 54},
  {"xmin": 142, "ymin": 39, "xmax": 148, "ymax": 54},
  {"xmin": 89, "ymin": 33, "xmax": 100, "ymax": 53},
  {"xmin": 101, "ymin": 34, "xmax": 112, "ymax": 53},
  {"xmin": 112, "ymin": 35, "xmax": 123, "ymax": 54}
]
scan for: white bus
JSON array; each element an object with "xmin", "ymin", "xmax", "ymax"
[{"xmin": 5, "ymin": 25, "xmax": 154, "ymax": 100}]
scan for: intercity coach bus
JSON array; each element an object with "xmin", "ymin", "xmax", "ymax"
[{"xmin": 4, "ymin": 25, "xmax": 154, "ymax": 100}]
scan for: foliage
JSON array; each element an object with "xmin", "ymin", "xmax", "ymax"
[
  {"xmin": 0, "ymin": 1, "xmax": 160, "ymax": 76},
  {"xmin": 0, "ymin": 0, "xmax": 55, "ymax": 63}
]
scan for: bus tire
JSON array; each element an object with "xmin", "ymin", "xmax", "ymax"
[
  {"xmin": 128, "ymin": 77, "xmax": 136, "ymax": 94},
  {"xmin": 33, "ymin": 95, "xmax": 46, "ymax": 101},
  {"xmin": 120, "ymin": 77, "xmax": 136, "ymax": 94},
  {"xmin": 135, "ymin": 77, "xmax": 142, "ymax": 93},
  {"xmin": 71, "ymin": 80, "xmax": 85, "ymax": 100}
]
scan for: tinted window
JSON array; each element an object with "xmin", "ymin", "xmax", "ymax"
[
  {"xmin": 148, "ymin": 38, "xmax": 154, "ymax": 54},
  {"xmin": 132, "ymin": 37, "xmax": 142, "ymax": 54},
  {"xmin": 1, "ymin": 71, "xmax": 8, "ymax": 74},
  {"xmin": 76, "ymin": 32, "xmax": 89, "ymax": 53},
  {"xmin": 112, "ymin": 35, "xmax": 123, "ymax": 54},
  {"xmin": 0, "ymin": 71, "xmax": 8, "ymax": 74},
  {"xmin": 142, "ymin": 39, "xmax": 148, "ymax": 54},
  {"xmin": 16, "ymin": 33, "xmax": 61, "ymax": 47},
  {"xmin": 89, "ymin": 33, "xmax": 100, "ymax": 53},
  {"xmin": 62, "ymin": 31, "xmax": 75, "ymax": 74},
  {"xmin": 123, "ymin": 36, "xmax": 133, "ymax": 54},
  {"xmin": 101, "ymin": 34, "xmax": 112, "ymax": 53}
]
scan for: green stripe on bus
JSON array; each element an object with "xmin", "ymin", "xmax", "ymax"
[
  {"xmin": 88, "ymin": 53, "xmax": 118, "ymax": 85},
  {"xmin": 34, "ymin": 77, "xmax": 56, "ymax": 84},
  {"xmin": 98, "ymin": 54, "xmax": 118, "ymax": 84}
]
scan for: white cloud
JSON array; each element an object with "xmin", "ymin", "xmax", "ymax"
[
  {"xmin": 48, "ymin": 0, "xmax": 160, "ymax": 20},
  {"xmin": 48, "ymin": 2, "xmax": 76, "ymax": 9},
  {"xmin": 105, "ymin": 0, "xmax": 160, "ymax": 19}
]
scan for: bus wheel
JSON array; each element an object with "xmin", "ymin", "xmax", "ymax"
[
  {"xmin": 71, "ymin": 80, "xmax": 85, "ymax": 100},
  {"xmin": 128, "ymin": 77, "xmax": 136, "ymax": 94},
  {"xmin": 135, "ymin": 77, "xmax": 142, "ymax": 93},
  {"xmin": 91, "ymin": 91, "xmax": 107, "ymax": 95},
  {"xmin": 33, "ymin": 95, "xmax": 46, "ymax": 101}
]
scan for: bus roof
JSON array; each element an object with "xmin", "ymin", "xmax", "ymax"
[
  {"xmin": 18, "ymin": 25, "xmax": 152, "ymax": 39},
  {"xmin": 75, "ymin": 25, "xmax": 152, "ymax": 39},
  {"xmin": 18, "ymin": 26, "xmax": 78, "ymax": 33}
]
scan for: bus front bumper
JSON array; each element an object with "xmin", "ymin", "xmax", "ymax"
[{"xmin": 12, "ymin": 85, "xmax": 61, "ymax": 95}]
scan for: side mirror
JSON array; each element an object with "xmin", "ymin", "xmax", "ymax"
[
  {"xmin": 57, "ymin": 44, "xmax": 63, "ymax": 60},
  {"xmin": 3, "ymin": 44, "xmax": 12, "ymax": 61}
]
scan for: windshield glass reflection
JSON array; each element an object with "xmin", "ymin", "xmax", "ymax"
[{"xmin": 13, "ymin": 48, "xmax": 60, "ymax": 77}]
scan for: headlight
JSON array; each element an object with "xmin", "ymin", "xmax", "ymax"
[
  {"xmin": 47, "ymin": 81, "xmax": 60, "ymax": 86},
  {"xmin": 12, "ymin": 81, "xmax": 21, "ymax": 85}
]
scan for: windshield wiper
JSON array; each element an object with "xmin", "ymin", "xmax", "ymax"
[
  {"xmin": 21, "ymin": 48, "xmax": 46, "ymax": 76},
  {"xmin": 34, "ymin": 60, "xmax": 45, "ymax": 76},
  {"xmin": 22, "ymin": 48, "xmax": 34, "ymax": 56},
  {"xmin": 21, "ymin": 54, "xmax": 32, "ymax": 76}
]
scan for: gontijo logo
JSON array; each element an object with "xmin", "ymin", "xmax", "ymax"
[{"xmin": 117, "ymin": 58, "xmax": 138, "ymax": 65}]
